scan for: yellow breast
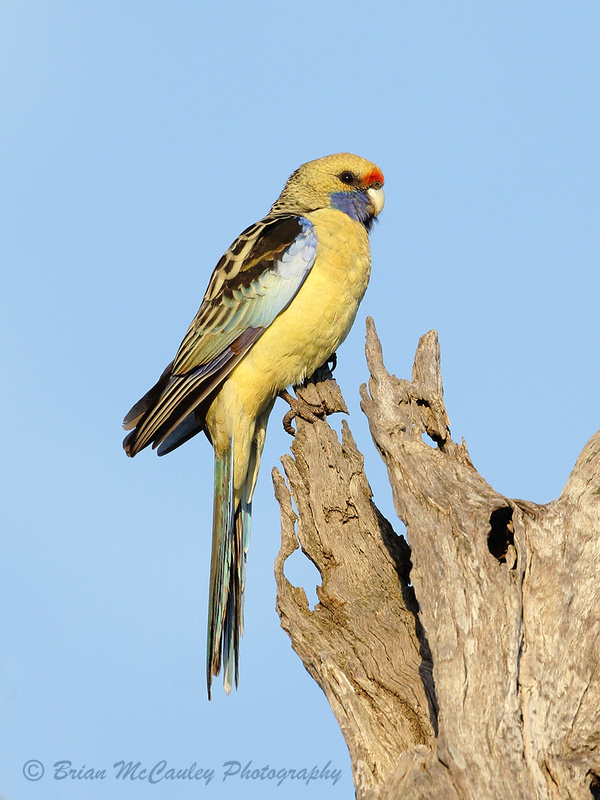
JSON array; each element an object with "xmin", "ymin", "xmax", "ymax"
[{"xmin": 223, "ymin": 208, "xmax": 371, "ymax": 421}]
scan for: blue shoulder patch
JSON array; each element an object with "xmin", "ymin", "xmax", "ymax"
[{"xmin": 276, "ymin": 217, "xmax": 317, "ymax": 279}]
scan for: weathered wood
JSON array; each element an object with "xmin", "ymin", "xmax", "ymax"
[
  {"xmin": 273, "ymin": 318, "xmax": 600, "ymax": 800},
  {"xmin": 272, "ymin": 377, "xmax": 436, "ymax": 799}
]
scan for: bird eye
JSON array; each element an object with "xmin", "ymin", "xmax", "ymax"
[{"xmin": 339, "ymin": 171, "xmax": 356, "ymax": 185}]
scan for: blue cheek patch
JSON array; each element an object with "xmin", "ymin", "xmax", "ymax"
[{"xmin": 329, "ymin": 190, "xmax": 372, "ymax": 225}]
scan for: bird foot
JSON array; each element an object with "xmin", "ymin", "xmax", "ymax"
[
  {"xmin": 279, "ymin": 354, "xmax": 348, "ymax": 435},
  {"xmin": 305, "ymin": 353, "xmax": 337, "ymax": 385},
  {"xmin": 279, "ymin": 389, "xmax": 327, "ymax": 435}
]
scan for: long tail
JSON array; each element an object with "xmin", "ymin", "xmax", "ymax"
[{"xmin": 206, "ymin": 436, "xmax": 252, "ymax": 699}]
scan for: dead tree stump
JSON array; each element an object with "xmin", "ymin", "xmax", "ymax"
[{"xmin": 272, "ymin": 317, "xmax": 600, "ymax": 800}]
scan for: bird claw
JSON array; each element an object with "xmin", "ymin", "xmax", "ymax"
[
  {"xmin": 279, "ymin": 353, "xmax": 347, "ymax": 435},
  {"xmin": 279, "ymin": 389, "xmax": 327, "ymax": 435},
  {"xmin": 305, "ymin": 353, "xmax": 337, "ymax": 385}
]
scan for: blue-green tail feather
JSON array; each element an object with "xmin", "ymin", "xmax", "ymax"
[{"xmin": 206, "ymin": 438, "xmax": 251, "ymax": 698}]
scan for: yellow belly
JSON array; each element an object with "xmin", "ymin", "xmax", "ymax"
[{"xmin": 206, "ymin": 208, "xmax": 371, "ymax": 453}]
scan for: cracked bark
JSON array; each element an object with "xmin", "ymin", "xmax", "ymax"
[{"xmin": 272, "ymin": 317, "xmax": 600, "ymax": 800}]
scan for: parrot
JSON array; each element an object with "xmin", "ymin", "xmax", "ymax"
[{"xmin": 122, "ymin": 152, "xmax": 385, "ymax": 698}]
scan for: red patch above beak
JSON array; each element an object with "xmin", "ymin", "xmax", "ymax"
[{"xmin": 363, "ymin": 168, "xmax": 384, "ymax": 187}]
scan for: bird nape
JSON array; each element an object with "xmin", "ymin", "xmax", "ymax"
[{"xmin": 123, "ymin": 152, "xmax": 385, "ymax": 698}]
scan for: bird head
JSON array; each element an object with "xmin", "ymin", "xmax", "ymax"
[{"xmin": 271, "ymin": 153, "xmax": 385, "ymax": 230}]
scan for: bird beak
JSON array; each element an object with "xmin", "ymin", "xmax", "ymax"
[{"xmin": 366, "ymin": 186, "xmax": 385, "ymax": 217}]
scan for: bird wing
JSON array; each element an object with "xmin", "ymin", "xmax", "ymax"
[{"xmin": 123, "ymin": 214, "xmax": 317, "ymax": 456}]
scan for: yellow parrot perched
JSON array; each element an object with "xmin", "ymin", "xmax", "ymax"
[{"xmin": 123, "ymin": 153, "xmax": 385, "ymax": 697}]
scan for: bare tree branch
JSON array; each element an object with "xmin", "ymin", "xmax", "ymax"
[
  {"xmin": 273, "ymin": 377, "xmax": 436, "ymax": 798},
  {"xmin": 273, "ymin": 319, "xmax": 600, "ymax": 800}
]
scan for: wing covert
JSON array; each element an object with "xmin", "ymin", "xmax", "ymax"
[
  {"xmin": 173, "ymin": 215, "xmax": 316, "ymax": 374},
  {"xmin": 123, "ymin": 214, "xmax": 317, "ymax": 456}
]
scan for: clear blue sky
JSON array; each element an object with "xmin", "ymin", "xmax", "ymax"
[{"xmin": 2, "ymin": 2, "xmax": 599, "ymax": 798}]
